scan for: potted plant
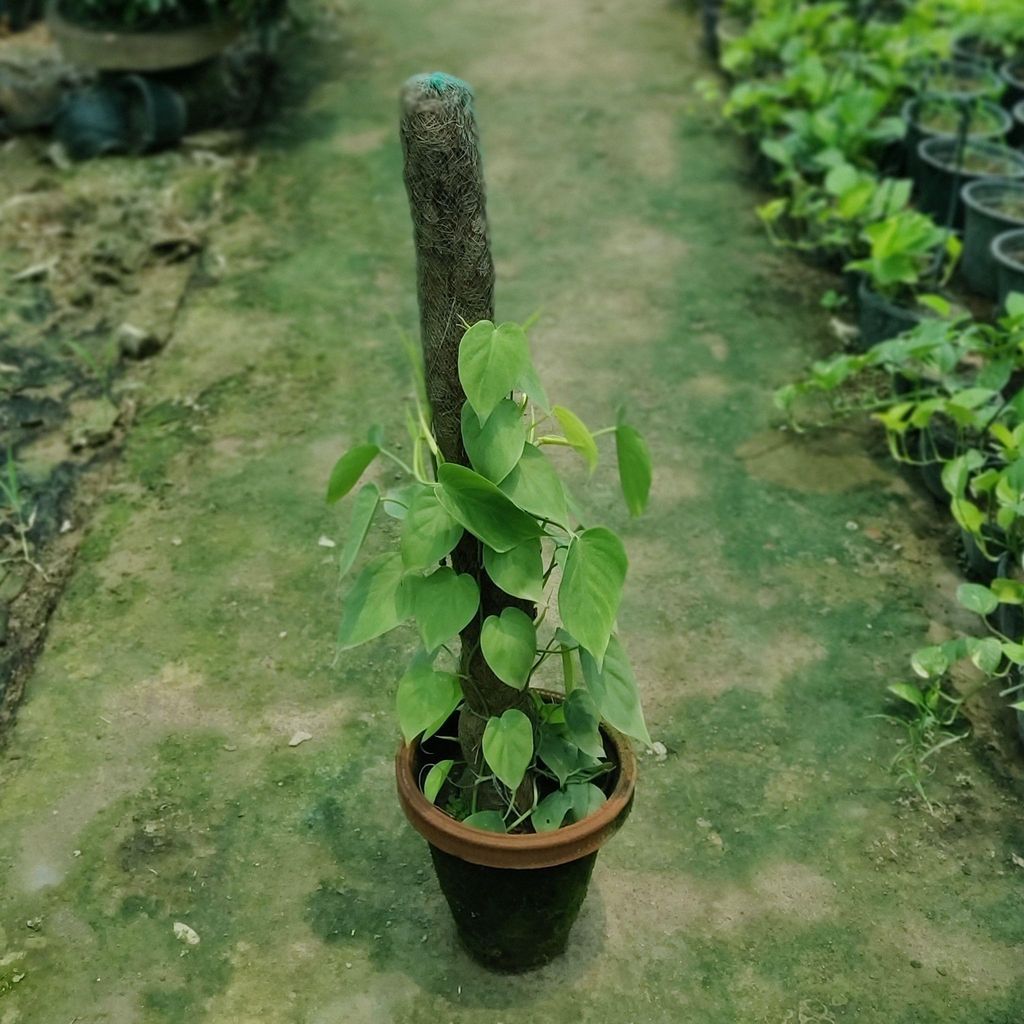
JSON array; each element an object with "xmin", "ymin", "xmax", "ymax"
[
  {"xmin": 913, "ymin": 137, "xmax": 1024, "ymax": 229},
  {"xmin": 917, "ymin": 58, "xmax": 1004, "ymax": 103},
  {"xmin": 326, "ymin": 318, "xmax": 653, "ymax": 970},
  {"xmin": 993, "ymin": 233, "xmax": 1024, "ymax": 309},
  {"xmin": 45, "ymin": 0, "xmax": 279, "ymax": 72},
  {"xmin": 900, "ymin": 96, "xmax": 1010, "ymax": 176},
  {"xmin": 961, "ymin": 179, "xmax": 1024, "ymax": 298},
  {"xmin": 845, "ymin": 208, "xmax": 961, "ymax": 348}
]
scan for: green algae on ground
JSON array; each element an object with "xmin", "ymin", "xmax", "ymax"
[{"xmin": 1, "ymin": 1, "xmax": 1023, "ymax": 1022}]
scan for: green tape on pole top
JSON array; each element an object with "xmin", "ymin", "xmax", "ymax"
[{"xmin": 407, "ymin": 71, "xmax": 475, "ymax": 100}]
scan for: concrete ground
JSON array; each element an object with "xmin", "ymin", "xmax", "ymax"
[{"xmin": 1, "ymin": 1, "xmax": 1023, "ymax": 1022}]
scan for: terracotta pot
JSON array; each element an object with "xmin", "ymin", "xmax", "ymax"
[
  {"xmin": 395, "ymin": 704, "xmax": 637, "ymax": 972},
  {"xmin": 46, "ymin": 1, "xmax": 241, "ymax": 72}
]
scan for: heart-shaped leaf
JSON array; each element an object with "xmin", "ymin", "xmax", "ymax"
[
  {"xmin": 553, "ymin": 406, "xmax": 598, "ymax": 472},
  {"xmin": 400, "ymin": 487, "xmax": 463, "ymax": 569},
  {"xmin": 558, "ymin": 527, "xmax": 627, "ymax": 666},
  {"xmin": 615, "ymin": 419, "xmax": 652, "ymax": 517},
  {"xmin": 423, "ymin": 758, "xmax": 455, "ymax": 804},
  {"xmin": 396, "ymin": 657, "xmax": 462, "ymax": 742},
  {"xmin": 564, "ymin": 688, "xmax": 605, "ymax": 758},
  {"xmin": 566, "ymin": 782, "xmax": 606, "ymax": 823},
  {"xmin": 461, "ymin": 399, "xmax": 527, "ymax": 483},
  {"xmin": 483, "ymin": 539, "xmax": 544, "ymax": 602},
  {"xmin": 481, "ymin": 607, "xmax": 536, "ymax": 689},
  {"xmin": 956, "ymin": 582, "xmax": 998, "ymax": 617},
  {"xmin": 458, "ymin": 321, "xmax": 530, "ymax": 424},
  {"xmin": 499, "ymin": 444, "xmax": 568, "ymax": 525},
  {"xmin": 531, "ymin": 788, "xmax": 573, "ymax": 832},
  {"xmin": 482, "ymin": 709, "xmax": 534, "ymax": 791},
  {"xmin": 409, "ymin": 567, "xmax": 479, "ymax": 651},
  {"xmin": 338, "ymin": 553, "xmax": 409, "ymax": 650},
  {"xmin": 462, "ymin": 810, "xmax": 507, "ymax": 833},
  {"xmin": 327, "ymin": 443, "xmax": 379, "ymax": 503},
  {"xmin": 580, "ymin": 635, "xmax": 651, "ymax": 745},
  {"xmin": 337, "ymin": 483, "xmax": 379, "ymax": 579},
  {"xmin": 437, "ymin": 464, "xmax": 543, "ymax": 553}
]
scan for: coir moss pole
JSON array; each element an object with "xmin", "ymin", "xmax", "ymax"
[{"xmin": 399, "ymin": 73, "xmax": 535, "ymax": 804}]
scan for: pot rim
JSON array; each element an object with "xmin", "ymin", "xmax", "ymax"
[
  {"xmin": 1000, "ymin": 58, "xmax": 1024, "ymax": 90},
  {"xmin": 856, "ymin": 276, "xmax": 925, "ymax": 322},
  {"xmin": 395, "ymin": 692, "xmax": 638, "ymax": 870},
  {"xmin": 920, "ymin": 57, "xmax": 1001, "ymax": 99},
  {"xmin": 961, "ymin": 178, "xmax": 1024, "ymax": 225},
  {"xmin": 901, "ymin": 97, "xmax": 1011, "ymax": 141},
  {"xmin": 991, "ymin": 228, "xmax": 1024, "ymax": 273},
  {"xmin": 917, "ymin": 137, "xmax": 1024, "ymax": 179}
]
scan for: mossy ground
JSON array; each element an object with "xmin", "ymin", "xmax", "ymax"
[{"xmin": 1, "ymin": 2, "xmax": 1023, "ymax": 1021}]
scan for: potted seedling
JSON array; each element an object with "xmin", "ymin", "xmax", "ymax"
[
  {"xmin": 46, "ymin": 0, "xmax": 279, "ymax": 71},
  {"xmin": 325, "ymin": 74, "xmax": 654, "ymax": 973},
  {"xmin": 918, "ymin": 58, "xmax": 1003, "ymax": 103},
  {"xmin": 900, "ymin": 97, "xmax": 1010, "ymax": 176},
  {"xmin": 914, "ymin": 137, "xmax": 1024, "ymax": 229},
  {"xmin": 845, "ymin": 208, "xmax": 961, "ymax": 348}
]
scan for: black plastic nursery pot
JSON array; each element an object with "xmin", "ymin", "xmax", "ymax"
[
  {"xmin": 395, "ymin": 712, "xmax": 637, "ymax": 973},
  {"xmin": 856, "ymin": 277, "xmax": 922, "ymax": 350},
  {"xmin": 999, "ymin": 59, "xmax": 1024, "ymax": 111},
  {"xmin": 901, "ymin": 98, "xmax": 1010, "ymax": 178},
  {"xmin": 961, "ymin": 179, "xmax": 1024, "ymax": 298},
  {"xmin": 992, "ymin": 228, "xmax": 1024, "ymax": 308},
  {"xmin": 914, "ymin": 137, "xmax": 1024, "ymax": 229},
  {"xmin": 1013, "ymin": 100, "xmax": 1024, "ymax": 148}
]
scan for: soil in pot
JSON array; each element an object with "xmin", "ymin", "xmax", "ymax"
[
  {"xmin": 992, "ymin": 228, "xmax": 1024, "ymax": 309},
  {"xmin": 902, "ymin": 98, "xmax": 1010, "ymax": 178},
  {"xmin": 914, "ymin": 137, "xmax": 1024, "ymax": 228},
  {"xmin": 919, "ymin": 59, "xmax": 1003, "ymax": 102},
  {"xmin": 962, "ymin": 179, "xmax": 1024, "ymax": 298},
  {"xmin": 396, "ymin": 702, "xmax": 637, "ymax": 973}
]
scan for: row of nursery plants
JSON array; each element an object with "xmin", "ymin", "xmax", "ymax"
[{"xmin": 705, "ymin": 0, "xmax": 1024, "ymax": 793}]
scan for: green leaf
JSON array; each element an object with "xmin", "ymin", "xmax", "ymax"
[
  {"xmin": 910, "ymin": 644, "xmax": 949, "ymax": 679},
  {"xmin": 580, "ymin": 635, "xmax": 651, "ymax": 745},
  {"xmin": 483, "ymin": 539, "xmax": 544, "ymax": 602},
  {"xmin": 566, "ymin": 782, "xmax": 606, "ymax": 823},
  {"xmin": 381, "ymin": 483, "xmax": 419, "ymax": 520},
  {"xmin": 481, "ymin": 607, "xmax": 536, "ymax": 689},
  {"xmin": 615, "ymin": 420, "xmax": 652, "ymax": 517},
  {"xmin": 482, "ymin": 709, "xmax": 534, "ymax": 791},
  {"xmin": 559, "ymin": 527, "xmax": 628, "ymax": 666},
  {"xmin": 458, "ymin": 321, "xmax": 530, "ymax": 424},
  {"xmin": 888, "ymin": 682, "xmax": 926, "ymax": 709},
  {"xmin": 553, "ymin": 405, "xmax": 598, "ymax": 472},
  {"xmin": 462, "ymin": 810, "xmax": 507, "ymax": 833},
  {"xmin": 461, "ymin": 399, "xmax": 527, "ymax": 484},
  {"xmin": 437, "ymin": 463, "xmax": 543, "ymax": 553},
  {"xmin": 338, "ymin": 553, "xmax": 409, "ymax": 650},
  {"xmin": 396, "ymin": 658, "xmax": 462, "ymax": 743},
  {"xmin": 499, "ymin": 444, "xmax": 569, "ymax": 525},
  {"xmin": 423, "ymin": 759, "xmax": 455, "ymax": 804},
  {"xmin": 531, "ymin": 789, "xmax": 574, "ymax": 832},
  {"xmin": 564, "ymin": 688, "xmax": 605, "ymax": 758},
  {"xmin": 327, "ymin": 443, "xmax": 379, "ymax": 503},
  {"xmin": 967, "ymin": 636, "xmax": 1003, "ymax": 675},
  {"xmin": 517, "ymin": 360, "xmax": 550, "ymax": 413},
  {"xmin": 400, "ymin": 487, "xmax": 463, "ymax": 570},
  {"xmin": 337, "ymin": 483, "xmax": 378, "ymax": 579},
  {"xmin": 992, "ymin": 578, "xmax": 1024, "ymax": 605},
  {"xmin": 409, "ymin": 567, "xmax": 479, "ymax": 652},
  {"xmin": 538, "ymin": 728, "xmax": 581, "ymax": 787},
  {"xmin": 956, "ymin": 583, "xmax": 998, "ymax": 617}
]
